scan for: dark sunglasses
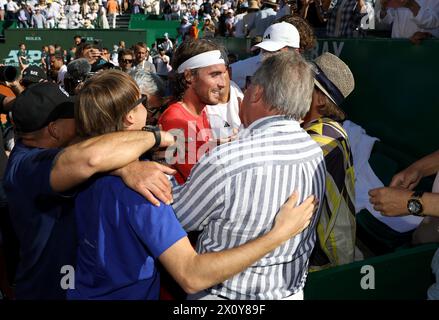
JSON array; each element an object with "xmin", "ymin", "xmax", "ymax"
[
  {"xmin": 121, "ymin": 59, "xmax": 133, "ymax": 64},
  {"xmin": 130, "ymin": 95, "xmax": 147, "ymax": 110},
  {"xmin": 131, "ymin": 95, "xmax": 161, "ymax": 114}
]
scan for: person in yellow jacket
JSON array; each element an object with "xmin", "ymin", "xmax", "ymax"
[{"xmin": 303, "ymin": 52, "xmax": 357, "ymax": 270}]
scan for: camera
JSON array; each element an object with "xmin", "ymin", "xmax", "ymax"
[{"xmin": 0, "ymin": 65, "xmax": 18, "ymax": 82}]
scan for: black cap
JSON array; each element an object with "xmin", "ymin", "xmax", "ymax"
[
  {"xmin": 22, "ymin": 65, "xmax": 47, "ymax": 83},
  {"xmin": 12, "ymin": 82, "xmax": 75, "ymax": 133}
]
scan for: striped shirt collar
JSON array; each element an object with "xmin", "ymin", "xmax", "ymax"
[{"xmin": 239, "ymin": 115, "xmax": 301, "ymax": 139}]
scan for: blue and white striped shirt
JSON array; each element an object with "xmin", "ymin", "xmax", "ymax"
[{"xmin": 172, "ymin": 115, "xmax": 326, "ymax": 300}]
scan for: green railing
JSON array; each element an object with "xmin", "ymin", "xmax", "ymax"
[
  {"xmin": 129, "ymin": 14, "xmax": 181, "ymax": 48},
  {"xmin": 0, "ymin": 20, "xmax": 17, "ymax": 35},
  {"xmin": 313, "ymin": 38, "xmax": 439, "ymax": 160}
]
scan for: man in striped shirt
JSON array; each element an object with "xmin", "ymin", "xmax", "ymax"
[{"xmin": 171, "ymin": 51, "xmax": 326, "ymax": 300}]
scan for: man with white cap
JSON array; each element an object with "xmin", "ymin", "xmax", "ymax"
[{"xmin": 231, "ymin": 21, "xmax": 300, "ymax": 90}]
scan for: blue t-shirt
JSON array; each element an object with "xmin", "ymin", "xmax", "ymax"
[
  {"xmin": 3, "ymin": 142, "xmax": 77, "ymax": 299},
  {"xmin": 68, "ymin": 175, "xmax": 187, "ymax": 300}
]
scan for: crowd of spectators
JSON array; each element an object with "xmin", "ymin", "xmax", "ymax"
[{"xmin": 1, "ymin": 0, "xmax": 438, "ymax": 40}]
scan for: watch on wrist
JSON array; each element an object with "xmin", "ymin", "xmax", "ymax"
[
  {"xmin": 407, "ymin": 190, "xmax": 425, "ymax": 217},
  {"xmin": 142, "ymin": 125, "xmax": 161, "ymax": 150}
]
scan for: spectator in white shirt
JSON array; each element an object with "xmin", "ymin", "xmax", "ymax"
[
  {"xmin": 32, "ymin": 7, "xmax": 46, "ymax": 28},
  {"xmin": 0, "ymin": 0, "xmax": 7, "ymax": 21},
  {"xmin": 50, "ymin": 53, "xmax": 67, "ymax": 86},
  {"xmin": 44, "ymin": 2, "xmax": 57, "ymax": 28},
  {"xmin": 154, "ymin": 47, "xmax": 172, "ymax": 76},
  {"xmin": 379, "ymin": 0, "xmax": 439, "ymax": 39},
  {"xmin": 171, "ymin": 0, "xmax": 181, "ymax": 19},
  {"xmin": 225, "ymin": 8, "xmax": 235, "ymax": 36},
  {"xmin": 162, "ymin": 32, "xmax": 174, "ymax": 55},
  {"xmin": 57, "ymin": 11, "xmax": 68, "ymax": 28},
  {"xmin": 18, "ymin": 3, "xmax": 31, "ymax": 28},
  {"xmin": 68, "ymin": 0, "xmax": 81, "ymax": 14},
  {"xmin": 87, "ymin": 7, "xmax": 98, "ymax": 24},
  {"xmin": 180, "ymin": 0, "xmax": 188, "ymax": 16},
  {"xmin": 6, "ymin": 0, "xmax": 19, "ymax": 21}
]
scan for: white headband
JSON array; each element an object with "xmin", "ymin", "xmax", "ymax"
[{"xmin": 177, "ymin": 50, "xmax": 225, "ymax": 73}]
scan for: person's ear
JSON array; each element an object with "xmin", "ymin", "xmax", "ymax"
[
  {"xmin": 123, "ymin": 109, "xmax": 136, "ymax": 127},
  {"xmin": 250, "ymin": 84, "xmax": 264, "ymax": 103},
  {"xmin": 47, "ymin": 121, "xmax": 60, "ymax": 140},
  {"xmin": 184, "ymin": 69, "xmax": 193, "ymax": 84}
]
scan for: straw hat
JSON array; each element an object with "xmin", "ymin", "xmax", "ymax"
[
  {"xmin": 248, "ymin": 0, "xmax": 260, "ymax": 10},
  {"xmin": 314, "ymin": 52, "xmax": 355, "ymax": 106}
]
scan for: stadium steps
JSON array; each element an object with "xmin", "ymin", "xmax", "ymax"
[{"xmin": 116, "ymin": 13, "xmax": 131, "ymax": 29}]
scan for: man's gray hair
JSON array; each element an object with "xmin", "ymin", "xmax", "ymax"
[
  {"xmin": 252, "ymin": 51, "xmax": 314, "ymax": 120},
  {"xmin": 129, "ymin": 69, "xmax": 166, "ymax": 97}
]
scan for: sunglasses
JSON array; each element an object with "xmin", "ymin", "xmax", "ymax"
[
  {"xmin": 121, "ymin": 59, "xmax": 133, "ymax": 64},
  {"xmin": 131, "ymin": 95, "xmax": 161, "ymax": 114}
]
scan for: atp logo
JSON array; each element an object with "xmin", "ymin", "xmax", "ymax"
[{"xmin": 3, "ymin": 50, "xmax": 42, "ymax": 66}]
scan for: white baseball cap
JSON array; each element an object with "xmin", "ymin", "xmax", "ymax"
[{"xmin": 253, "ymin": 22, "xmax": 300, "ymax": 52}]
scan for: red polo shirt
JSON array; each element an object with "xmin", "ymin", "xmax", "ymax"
[{"xmin": 159, "ymin": 102, "xmax": 214, "ymax": 184}]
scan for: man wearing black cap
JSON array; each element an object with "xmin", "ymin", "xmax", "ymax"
[
  {"xmin": 4, "ymin": 82, "xmax": 176, "ymax": 299},
  {"xmin": 20, "ymin": 65, "xmax": 47, "ymax": 90}
]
